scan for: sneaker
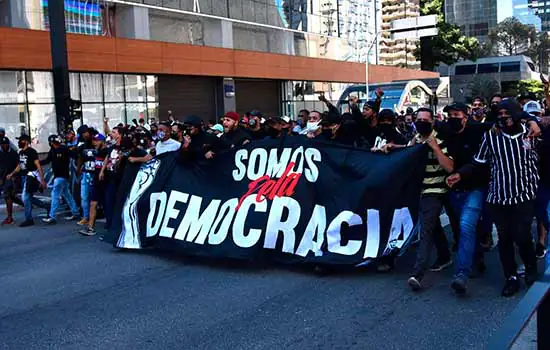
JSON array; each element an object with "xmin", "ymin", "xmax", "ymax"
[
  {"xmin": 430, "ymin": 259, "xmax": 453, "ymax": 272},
  {"xmin": 501, "ymin": 276, "xmax": 520, "ymax": 297},
  {"xmin": 19, "ymin": 219, "xmax": 34, "ymax": 228},
  {"xmin": 536, "ymin": 243, "xmax": 547, "ymax": 260},
  {"xmin": 77, "ymin": 218, "xmax": 89, "ymax": 226},
  {"xmin": 64, "ymin": 215, "xmax": 79, "ymax": 221},
  {"xmin": 79, "ymin": 227, "xmax": 97, "ymax": 236},
  {"xmin": 451, "ymin": 274, "xmax": 468, "ymax": 295},
  {"xmin": 41, "ymin": 217, "xmax": 57, "ymax": 225},
  {"xmin": 517, "ymin": 264, "xmax": 526, "ymax": 276},
  {"xmin": 2, "ymin": 217, "xmax": 15, "ymax": 225},
  {"xmin": 407, "ymin": 275, "xmax": 423, "ymax": 292}
]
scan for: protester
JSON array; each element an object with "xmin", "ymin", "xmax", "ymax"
[
  {"xmin": 155, "ymin": 122, "xmax": 181, "ymax": 155},
  {"xmin": 6, "ymin": 134, "xmax": 46, "ymax": 227},
  {"xmin": 76, "ymin": 126, "xmax": 98, "ymax": 226},
  {"xmin": 0, "ymin": 128, "xmax": 18, "ymax": 152},
  {"xmin": 40, "ymin": 135, "xmax": 80, "ymax": 224},
  {"xmin": 450, "ymin": 99, "xmax": 539, "ymax": 297},
  {"xmin": 471, "ymin": 97, "xmax": 486, "ymax": 123},
  {"xmin": 182, "ymin": 114, "xmax": 226, "ymax": 159},
  {"xmin": 293, "ymin": 109, "xmax": 310, "ymax": 134},
  {"xmin": 80, "ymin": 133, "xmax": 108, "ymax": 236},
  {"xmin": 99, "ymin": 126, "xmax": 125, "ymax": 230},
  {"xmin": 407, "ymin": 108, "xmax": 454, "ymax": 292},
  {"xmin": 221, "ymin": 111, "xmax": 251, "ymax": 147},
  {"xmin": 247, "ymin": 110, "xmax": 267, "ymax": 140},
  {"xmin": 209, "ymin": 124, "xmax": 224, "ymax": 137},
  {"xmin": 0, "ymin": 136, "xmax": 19, "ymax": 225},
  {"xmin": 371, "ymin": 109, "xmax": 407, "ymax": 152}
]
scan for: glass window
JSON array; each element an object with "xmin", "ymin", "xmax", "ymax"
[
  {"xmin": 147, "ymin": 102, "xmax": 159, "ymax": 122},
  {"xmin": 103, "ymin": 74, "xmax": 125, "ymax": 102},
  {"xmin": 477, "ymin": 63, "xmax": 499, "ymax": 73},
  {"xmin": 501, "ymin": 62, "xmax": 521, "ymax": 72},
  {"xmin": 80, "ymin": 73, "xmax": 103, "ymax": 102},
  {"xmin": 146, "ymin": 75, "xmax": 158, "ymax": 102},
  {"xmin": 0, "ymin": 104, "xmax": 28, "ymax": 139},
  {"xmin": 82, "ymin": 103, "xmax": 104, "ymax": 130},
  {"xmin": 126, "ymin": 103, "xmax": 147, "ymax": 123},
  {"xmin": 124, "ymin": 75, "xmax": 146, "ymax": 102},
  {"xmin": 26, "ymin": 71, "xmax": 54, "ymax": 103},
  {"xmin": 0, "ymin": 71, "xmax": 25, "ymax": 103},
  {"xmin": 104, "ymin": 103, "xmax": 125, "ymax": 127},
  {"xmin": 70, "ymin": 73, "xmax": 81, "ymax": 100},
  {"xmin": 455, "ymin": 65, "xmax": 477, "ymax": 75},
  {"xmin": 28, "ymin": 104, "xmax": 57, "ymax": 153}
]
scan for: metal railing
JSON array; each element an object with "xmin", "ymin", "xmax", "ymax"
[{"xmin": 487, "ymin": 265, "xmax": 550, "ymax": 349}]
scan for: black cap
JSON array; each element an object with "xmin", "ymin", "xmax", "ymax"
[
  {"xmin": 249, "ymin": 110, "xmax": 262, "ymax": 118},
  {"xmin": 183, "ymin": 115, "xmax": 202, "ymax": 127},
  {"xmin": 0, "ymin": 136, "xmax": 10, "ymax": 145},
  {"xmin": 406, "ymin": 107, "xmax": 414, "ymax": 115},
  {"xmin": 377, "ymin": 109, "xmax": 396, "ymax": 122},
  {"xmin": 443, "ymin": 102, "xmax": 469, "ymax": 115},
  {"xmin": 17, "ymin": 134, "xmax": 31, "ymax": 142},
  {"xmin": 497, "ymin": 99, "xmax": 522, "ymax": 121},
  {"xmin": 363, "ymin": 100, "xmax": 377, "ymax": 111},
  {"xmin": 77, "ymin": 124, "xmax": 90, "ymax": 135}
]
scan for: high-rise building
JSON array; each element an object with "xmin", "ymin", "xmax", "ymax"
[
  {"xmin": 379, "ymin": 0, "xmax": 421, "ymax": 70},
  {"xmin": 445, "ymin": 0, "xmax": 498, "ymax": 43},
  {"xmin": 0, "ymin": 0, "xmax": 437, "ymax": 150},
  {"xmin": 527, "ymin": 0, "xmax": 550, "ymax": 31},
  {"xmin": 513, "ymin": 0, "xmax": 542, "ymax": 30}
]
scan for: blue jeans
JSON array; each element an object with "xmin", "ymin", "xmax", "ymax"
[
  {"xmin": 21, "ymin": 176, "xmax": 33, "ymax": 221},
  {"xmin": 449, "ymin": 190, "xmax": 484, "ymax": 277},
  {"xmin": 80, "ymin": 173, "xmax": 93, "ymax": 220},
  {"xmin": 49, "ymin": 177, "xmax": 79, "ymax": 219}
]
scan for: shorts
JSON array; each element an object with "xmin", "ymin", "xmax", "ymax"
[
  {"xmin": 2, "ymin": 178, "xmax": 16, "ymax": 200},
  {"xmin": 90, "ymin": 181, "xmax": 106, "ymax": 204}
]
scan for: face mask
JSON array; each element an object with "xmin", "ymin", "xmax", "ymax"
[
  {"xmin": 321, "ymin": 129, "xmax": 334, "ymax": 139},
  {"xmin": 267, "ymin": 127, "xmax": 280, "ymax": 138},
  {"xmin": 497, "ymin": 116, "xmax": 513, "ymax": 131},
  {"xmin": 378, "ymin": 124, "xmax": 394, "ymax": 136},
  {"xmin": 415, "ymin": 120, "xmax": 433, "ymax": 136},
  {"xmin": 447, "ymin": 118, "xmax": 464, "ymax": 133},
  {"xmin": 171, "ymin": 132, "xmax": 179, "ymax": 140},
  {"xmin": 306, "ymin": 121, "xmax": 320, "ymax": 131},
  {"xmin": 248, "ymin": 119, "xmax": 257, "ymax": 127},
  {"xmin": 157, "ymin": 131, "xmax": 166, "ymax": 140},
  {"xmin": 18, "ymin": 141, "xmax": 26, "ymax": 149}
]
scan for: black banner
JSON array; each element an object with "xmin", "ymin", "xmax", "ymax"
[{"xmin": 107, "ymin": 138, "xmax": 428, "ymax": 266}]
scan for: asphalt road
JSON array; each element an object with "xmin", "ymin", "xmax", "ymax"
[{"xmin": 0, "ymin": 211, "xmax": 531, "ymax": 350}]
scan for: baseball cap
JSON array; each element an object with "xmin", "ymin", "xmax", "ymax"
[
  {"xmin": 377, "ymin": 109, "xmax": 396, "ymax": 121},
  {"xmin": 0, "ymin": 127, "xmax": 5, "ymax": 134},
  {"xmin": 183, "ymin": 115, "xmax": 202, "ymax": 127},
  {"xmin": 363, "ymin": 100, "xmax": 377, "ymax": 111},
  {"xmin": 16, "ymin": 134, "xmax": 31, "ymax": 142},
  {"xmin": 0, "ymin": 136, "xmax": 10, "ymax": 145},
  {"xmin": 443, "ymin": 102, "xmax": 469, "ymax": 115},
  {"xmin": 523, "ymin": 100, "xmax": 542, "ymax": 115},
  {"xmin": 93, "ymin": 133, "xmax": 106, "ymax": 142},
  {"xmin": 210, "ymin": 124, "xmax": 224, "ymax": 133},
  {"xmin": 281, "ymin": 116, "xmax": 291, "ymax": 124}
]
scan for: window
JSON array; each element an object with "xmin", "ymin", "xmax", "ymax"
[
  {"xmin": 500, "ymin": 62, "xmax": 521, "ymax": 72},
  {"xmin": 28, "ymin": 104, "xmax": 56, "ymax": 153},
  {"xmin": 80, "ymin": 73, "xmax": 103, "ymax": 102},
  {"xmin": 0, "ymin": 71, "xmax": 25, "ymax": 103},
  {"xmin": 26, "ymin": 71, "xmax": 54, "ymax": 103},
  {"xmin": 455, "ymin": 65, "xmax": 477, "ymax": 75},
  {"xmin": 124, "ymin": 75, "xmax": 146, "ymax": 102},
  {"xmin": 103, "ymin": 74, "xmax": 125, "ymax": 102},
  {"xmin": 527, "ymin": 62, "xmax": 537, "ymax": 72},
  {"xmin": 477, "ymin": 63, "xmax": 499, "ymax": 74},
  {"xmin": 0, "ymin": 104, "xmax": 28, "ymax": 139}
]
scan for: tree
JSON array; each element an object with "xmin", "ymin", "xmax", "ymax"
[
  {"xmin": 467, "ymin": 77, "xmax": 501, "ymax": 103},
  {"xmin": 415, "ymin": 0, "xmax": 480, "ymax": 71},
  {"xmin": 528, "ymin": 32, "xmax": 550, "ymax": 74},
  {"xmin": 487, "ymin": 17, "xmax": 537, "ymax": 56},
  {"xmin": 517, "ymin": 79, "xmax": 546, "ymax": 100}
]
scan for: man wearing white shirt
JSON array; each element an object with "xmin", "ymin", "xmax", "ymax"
[{"xmin": 155, "ymin": 122, "xmax": 181, "ymax": 155}]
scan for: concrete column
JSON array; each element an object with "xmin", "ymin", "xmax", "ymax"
[
  {"xmin": 115, "ymin": 5, "xmax": 150, "ymax": 40},
  {"xmin": 203, "ymin": 18, "xmax": 233, "ymax": 49}
]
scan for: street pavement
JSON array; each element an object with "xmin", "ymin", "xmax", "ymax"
[{"xmin": 0, "ymin": 210, "xmax": 536, "ymax": 350}]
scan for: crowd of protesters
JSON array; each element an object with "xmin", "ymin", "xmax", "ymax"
[{"xmin": 1, "ymin": 79, "xmax": 550, "ymax": 298}]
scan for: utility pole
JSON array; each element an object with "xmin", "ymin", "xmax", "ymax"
[{"xmin": 47, "ymin": 0, "xmax": 72, "ymax": 134}]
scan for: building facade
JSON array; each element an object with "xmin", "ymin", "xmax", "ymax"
[
  {"xmin": 379, "ymin": 0, "xmax": 421, "ymax": 70},
  {"xmin": 0, "ymin": 0, "xmax": 438, "ymax": 152},
  {"xmin": 445, "ymin": 0, "xmax": 498, "ymax": 43}
]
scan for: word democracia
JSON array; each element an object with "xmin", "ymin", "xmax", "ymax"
[{"xmin": 144, "ymin": 190, "xmax": 415, "ymax": 258}]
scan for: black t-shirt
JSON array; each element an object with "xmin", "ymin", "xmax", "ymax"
[
  {"xmin": 79, "ymin": 142, "xmax": 97, "ymax": 173},
  {"xmin": 18, "ymin": 147, "xmax": 38, "ymax": 175},
  {"xmin": 220, "ymin": 128, "xmax": 251, "ymax": 148},
  {"xmin": 443, "ymin": 122, "xmax": 490, "ymax": 191},
  {"xmin": 248, "ymin": 128, "xmax": 267, "ymax": 141},
  {"xmin": 93, "ymin": 147, "xmax": 109, "ymax": 183},
  {"xmin": 0, "ymin": 148, "xmax": 19, "ymax": 177},
  {"xmin": 106, "ymin": 147, "xmax": 147, "ymax": 185},
  {"xmin": 42, "ymin": 146, "xmax": 71, "ymax": 179}
]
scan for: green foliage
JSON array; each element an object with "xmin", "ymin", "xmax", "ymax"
[
  {"xmin": 517, "ymin": 79, "xmax": 546, "ymax": 100},
  {"xmin": 487, "ymin": 17, "xmax": 537, "ymax": 56},
  {"xmin": 415, "ymin": 0, "xmax": 480, "ymax": 71},
  {"xmin": 467, "ymin": 77, "xmax": 501, "ymax": 102}
]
